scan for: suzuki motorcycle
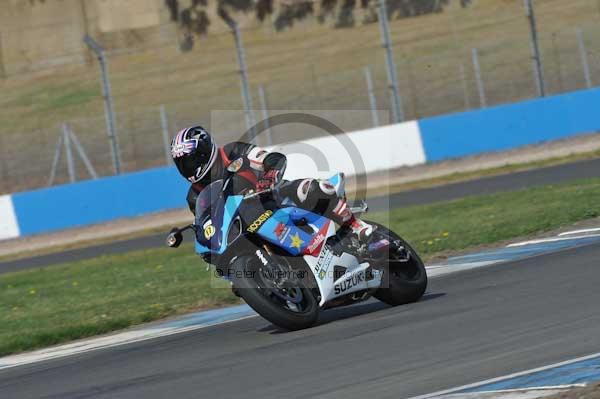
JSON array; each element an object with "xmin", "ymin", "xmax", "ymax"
[{"xmin": 167, "ymin": 161, "xmax": 427, "ymax": 330}]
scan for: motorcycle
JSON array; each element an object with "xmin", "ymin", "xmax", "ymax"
[{"xmin": 167, "ymin": 160, "xmax": 427, "ymax": 330}]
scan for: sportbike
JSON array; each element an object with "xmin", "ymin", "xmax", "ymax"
[{"xmin": 167, "ymin": 161, "xmax": 427, "ymax": 330}]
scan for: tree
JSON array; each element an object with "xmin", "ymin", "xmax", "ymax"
[{"xmin": 166, "ymin": 0, "xmax": 472, "ymax": 43}]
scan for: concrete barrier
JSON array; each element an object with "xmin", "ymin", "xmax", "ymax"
[
  {"xmin": 7, "ymin": 167, "xmax": 188, "ymax": 238},
  {"xmin": 418, "ymin": 87, "xmax": 600, "ymax": 162},
  {"xmin": 2, "ymin": 87, "xmax": 599, "ymax": 240}
]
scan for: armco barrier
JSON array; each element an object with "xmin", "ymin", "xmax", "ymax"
[
  {"xmin": 2, "ymin": 87, "xmax": 600, "ymax": 240},
  {"xmin": 419, "ymin": 87, "xmax": 600, "ymax": 162}
]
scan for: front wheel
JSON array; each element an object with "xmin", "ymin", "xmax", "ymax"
[
  {"xmin": 230, "ymin": 254, "xmax": 319, "ymax": 330},
  {"xmin": 366, "ymin": 221, "xmax": 428, "ymax": 306}
]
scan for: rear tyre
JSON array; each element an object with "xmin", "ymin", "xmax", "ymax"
[
  {"xmin": 367, "ymin": 221, "xmax": 428, "ymax": 306},
  {"xmin": 230, "ymin": 255, "xmax": 319, "ymax": 331}
]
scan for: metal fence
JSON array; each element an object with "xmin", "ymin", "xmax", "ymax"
[{"xmin": 2, "ymin": 0, "xmax": 600, "ymax": 194}]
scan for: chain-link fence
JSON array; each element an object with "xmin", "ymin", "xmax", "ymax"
[{"xmin": 2, "ymin": 0, "xmax": 600, "ymax": 195}]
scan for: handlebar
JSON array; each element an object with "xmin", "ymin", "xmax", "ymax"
[{"xmin": 243, "ymin": 187, "xmax": 274, "ymax": 200}]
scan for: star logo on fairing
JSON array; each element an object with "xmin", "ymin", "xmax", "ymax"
[{"xmin": 290, "ymin": 233, "xmax": 304, "ymax": 249}]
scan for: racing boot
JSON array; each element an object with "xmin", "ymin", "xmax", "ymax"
[{"xmin": 331, "ymin": 198, "xmax": 374, "ymax": 241}]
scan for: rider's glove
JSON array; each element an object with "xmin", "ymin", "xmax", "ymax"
[{"xmin": 256, "ymin": 169, "xmax": 279, "ymax": 191}]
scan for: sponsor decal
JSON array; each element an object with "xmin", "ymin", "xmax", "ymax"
[
  {"xmin": 255, "ymin": 250, "xmax": 268, "ymax": 266},
  {"xmin": 303, "ymin": 221, "xmax": 331, "ymax": 256},
  {"xmin": 304, "ymin": 233, "xmax": 326, "ymax": 256},
  {"xmin": 334, "ymin": 271, "xmax": 365, "ymax": 295},
  {"xmin": 247, "ymin": 210, "xmax": 273, "ymax": 233},
  {"xmin": 315, "ymin": 246, "xmax": 333, "ymax": 280},
  {"xmin": 290, "ymin": 233, "xmax": 304, "ymax": 249},
  {"xmin": 274, "ymin": 223, "xmax": 291, "ymax": 244},
  {"xmin": 203, "ymin": 220, "xmax": 216, "ymax": 239}
]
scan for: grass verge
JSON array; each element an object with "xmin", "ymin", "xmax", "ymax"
[
  {"xmin": 2, "ymin": 177, "xmax": 600, "ymax": 356},
  {"xmin": 3, "ymin": 149, "xmax": 600, "ymax": 264}
]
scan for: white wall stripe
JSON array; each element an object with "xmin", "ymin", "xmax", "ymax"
[
  {"xmin": 0, "ymin": 195, "xmax": 20, "ymax": 240},
  {"xmin": 271, "ymin": 121, "xmax": 426, "ymax": 181}
]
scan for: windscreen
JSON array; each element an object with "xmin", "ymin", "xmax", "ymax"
[{"xmin": 195, "ymin": 180, "xmax": 225, "ymax": 225}]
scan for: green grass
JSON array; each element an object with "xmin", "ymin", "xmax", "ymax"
[
  {"xmin": 371, "ymin": 177, "xmax": 600, "ymax": 256},
  {"xmin": 0, "ymin": 246, "xmax": 239, "ymax": 357},
  {"xmin": 2, "ymin": 177, "xmax": 600, "ymax": 356}
]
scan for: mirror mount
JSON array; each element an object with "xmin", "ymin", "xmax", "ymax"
[{"xmin": 166, "ymin": 224, "xmax": 196, "ymax": 248}]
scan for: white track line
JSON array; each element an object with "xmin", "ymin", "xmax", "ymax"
[
  {"xmin": 0, "ymin": 314, "xmax": 257, "ymax": 371},
  {"xmin": 559, "ymin": 227, "xmax": 600, "ymax": 236},
  {"xmin": 408, "ymin": 352, "xmax": 600, "ymax": 399},
  {"xmin": 436, "ymin": 385, "xmax": 585, "ymax": 399},
  {"xmin": 507, "ymin": 234, "xmax": 600, "ymax": 247},
  {"xmin": 0, "ymin": 247, "xmax": 576, "ymax": 371},
  {"xmin": 0, "ymin": 261, "xmax": 498, "ymax": 371}
]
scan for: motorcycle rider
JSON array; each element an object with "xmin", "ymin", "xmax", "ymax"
[{"xmin": 170, "ymin": 126, "xmax": 374, "ymax": 240}]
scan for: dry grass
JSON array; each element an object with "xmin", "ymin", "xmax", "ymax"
[
  {"xmin": 2, "ymin": 0, "xmax": 600, "ymax": 194},
  {"xmin": 2, "ymin": 0, "xmax": 600, "ymax": 136}
]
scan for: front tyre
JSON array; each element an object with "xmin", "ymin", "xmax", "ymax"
[
  {"xmin": 230, "ymin": 255, "xmax": 319, "ymax": 331},
  {"xmin": 367, "ymin": 221, "xmax": 428, "ymax": 306}
]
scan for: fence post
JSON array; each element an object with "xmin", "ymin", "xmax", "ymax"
[
  {"xmin": 257, "ymin": 86, "xmax": 273, "ymax": 146},
  {"xmin": 0, "ymin": 134, "xmax": 8, "ymax": 192},
  {"xmin": 0, "ymin": 31, "xmax": 6, "ymax": 79},
  {"xmin": 63, "ymin": 124, "xmax": 76, "ymax": 183},
  {"xmin": 576, "ymin": 28, "xmax": 593, "ymax": 88},
  {"xmin": 364, "ymin": 66, "xmax": 380, "ymax": 127},
  {"xmin": 524, "ymin": 0, "xmax": 546, "ymax": 97},
  {"xmin": 459, "ymin": 63, "xmax": 471, "ymax": 110},
  {"xmin": 228, "ymin": 22, "xmax": 256, "ymax": 141},
  {"xmin": 160, "ymin": 105, "xmax": 172, "ymax": 165},
  {"xmin": 376, "ymin": 0, "xmax": 404, "ymax": 123},
  {"xmin": 472, "ymin": 48, "xmax": 487, "ymax": 108},
  {"xmin": 83, "ymin": 35, "xmax": 122, "ymax": 175},
  {"xmin": 48, "ymin": 133, "xmax": 64, "ymax": 187},
  {"xmin": 68, "ymin": 127, "xmax": 98, "ymax": 179},
  {"xmin": 551, "ymin": 33, "xmax": 565, "ymax": 92},
  {"xmin": 310, "ymin": 64, "xmax": 323, "ymax": 110}
]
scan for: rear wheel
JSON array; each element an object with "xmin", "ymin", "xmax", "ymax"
[
  {"xmin": 366, "ymin": 221, "xmax": 428, "ymax": 306},
  {"xmin": 230, "ymin": 254, "xmax": 319, "ymax": 330}
]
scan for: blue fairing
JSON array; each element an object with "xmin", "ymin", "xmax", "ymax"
[
  {"xmin": 256, "ymin": 207, "xmax": 331, "ymax": 256},
  {"xmin": 194, "ymin": 173, "xmax": 341, "ymax": 257},
  {"xmin": 195, "ymin": 195, "xmax": 243, "ymax": 255}
]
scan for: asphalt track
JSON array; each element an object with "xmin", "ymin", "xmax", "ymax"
[
  {"xmin": 2, "ymin": 156, "xmax": 600, "ymax": 275},
  {"xmin": 1, "ymin": 240, "xmax": 599, "ymax": 398}
]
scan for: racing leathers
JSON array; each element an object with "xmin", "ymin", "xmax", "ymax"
[{"xmin": 185, "ymin": 141, "xmax": 372, "ymax": 237}]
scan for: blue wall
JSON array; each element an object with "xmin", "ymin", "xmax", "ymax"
[
  {"xmin": 418, "ymin": 87, "xmax": 600, "ymax": 162},
  {"xmin": 12, "ymin": 167, "xmax": 189, "ymax": 236},
  {"xmin": 7, "ymin": 87, "xmax": 600, "ymax": 238}
]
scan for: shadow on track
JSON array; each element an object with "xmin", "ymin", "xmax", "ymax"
[{"xmin": 258, "ymin": 292, "xmax": 446, "ymax": 334}]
